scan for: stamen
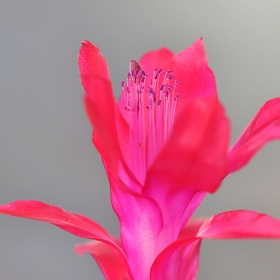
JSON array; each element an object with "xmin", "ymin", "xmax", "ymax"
[{"xmin": 122, "ymin": 60, "xmax": 180, "ymax": 183}]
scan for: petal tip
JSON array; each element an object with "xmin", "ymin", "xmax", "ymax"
[
  {"xmin": 79, "ymin": 40, "xmax": 99, "ymax": 53},
  {"xmin": 78, "ymin": 40, "xmax": 109, "ymax": 80}
]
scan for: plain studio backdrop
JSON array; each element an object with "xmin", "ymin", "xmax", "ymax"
[{"xmin": 1, "ymin": 1, "xmax": 280, "ymax": 279}]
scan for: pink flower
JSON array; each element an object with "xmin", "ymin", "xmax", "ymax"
[{"xmin": 1, "ymin": 39, "xmax": 280, "ymax": 280}]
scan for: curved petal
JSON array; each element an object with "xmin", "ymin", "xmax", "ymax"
[
  {"xmin": 158, "ymin": 209, "xmax": 280, "ymax": 280},
  {"xmin": 79, "ymin": 43, "xmax": 133, "ymax": 185},
  {"xmin": 172, "ymin": 38, "xmax": 217, "ymax": 117},
  {"xmin": 144, "ymin": 98, "xmax": 229, "ymax": 250},
  {"xmin": 84, "ymin": 76, "xmax": 124, "ymax": 173},
  {"xmin": 150, "ymin": 238, "xmax": 201, "ymax": 280},
  {"xmin": 78, "ymin": 40, "xmax": 110, "ymax": 81},
  {"xmin": 0, "ymin": 200, "xmax": 118, "ymax": 246},
  {"xmin": 179, "ymin": 210, "xmax": 280, "ymax": 240},
  {"xmin": 107, "ymin": 168, "xmax": 163, "ymax": 280},
  {"xmin": 79, "ymin": 41, "xmax": 124, "ymax": 174},
  {"xmin": 197, "ymin": 210, "xmax": 280, "ymax": 239},
  {"xmin": 145, "ymin": 96, "xmax": 230, "ymax": 195},
  {"xmin": 144, "ymin": 188, "xmax": 205, "ymax": 258},
  {"xmin": 75, "ymin": 239, "xmax": 133, "ymax": 280},
  {"xmin": 227, "ymin": 98, "xmax": 280, "ymax": 173},
  {"xmin": 139, "ymin": 47, "xmax": 174, "ymax": 75}
]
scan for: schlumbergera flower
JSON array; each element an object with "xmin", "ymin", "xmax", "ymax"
[{"xmin": 1, "ymin": 39, "xmax": 280, "ymax": 280}]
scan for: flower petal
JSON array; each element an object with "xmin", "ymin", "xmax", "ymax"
[
  {"xmin": 197, "ymin": 210, "xmax": 280, "ymax": 239},
  {"xmin": 145, "ymin": 97, "xmax": 230, "ymax": 195},
  {"xmin": 172, "ymin": 38, "xmax": 217, "ymax": 117},
  {"xmin": 227, "ymin": 98, "xmax": 280, "ymax": 173},
  {"xmin": 139, "ymin": 47, "xmax": 174, "ymax": 75},
  {"xmin": 78, "ymin": 40, "xmax": 110, "ymax": 81},
  {"xmin": 179, "ymin": 210, "xmax": 280, "ymax": 240},
  {"xmin": 144, "ymin": 98, "xmax": 229, "ymax": 251},
  {"xmin": 84, "ymin": 76, "xmax": 124, "ymax": 172},
  {"xmin": 150, "ymin": 238, "xmax": 201, "ymax": 280},
  {"xmin": 75, "ymin": 239, "xmax": 133, "ymax": 280},
  {"xmin": 79, "ymin": 41, "xmax": 122, "ymax": 171},
  {"xmin": 0, "ymin": 201, "xmax": 132, "ymax": 278},
  {"xmin": 79, "ymin": 42, "xmax": 132, "ymax": 185},
  {"xmin": 145, "ymin": 187, "xmax": 205, "ymax": 256},
  {"xmin": 108, "ymin": 168, "xmax": 163, "ymax": 280},
  {"xmin": 0, "ymin": 200, "xmax": 115, "ymax": 244},
  {"xmin": 159, "ymin": 209, "xmax": 280, "ymax": 280}
]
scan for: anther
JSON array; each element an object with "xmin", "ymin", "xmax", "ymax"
[{"xmin": 122, "ymin": 60, "xmax": 180, "ymax": 182}]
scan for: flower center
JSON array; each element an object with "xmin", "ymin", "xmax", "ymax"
[{"xmin": 121, "ymin": 60, "xmax": 180, "ymax": 183}]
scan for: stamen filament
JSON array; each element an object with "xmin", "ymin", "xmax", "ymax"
[{"xmin": 121, "ymin": 60, "xmax": 180, "ymax": 183}]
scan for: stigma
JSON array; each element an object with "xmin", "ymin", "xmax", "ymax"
[{"xmin": 121, "ymin": 60, "xmax": 180, "ymax": 182}]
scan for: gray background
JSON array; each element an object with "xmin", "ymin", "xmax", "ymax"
[{"xmin": 1, "ymin": 1, "xmax": 280, "ymax": 279}]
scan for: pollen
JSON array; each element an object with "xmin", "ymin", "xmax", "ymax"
[{"xmin": 121, "ymin": 60, "xmax": 180, "ymax": 182}]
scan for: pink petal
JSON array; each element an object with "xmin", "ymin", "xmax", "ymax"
[
  {"xmin": 146, "ymin": 188, "xmax": 205, "ymax": 256},
  {"xmin": 197, "ymin": 210, "xmax": 280, "ymax": 239},
  {"xmin": 179, "ymin": 210, "xmax": 280, "ymax": 240},
  {"xmin": 172, "ymin": 38, "xmax": 217, "ymax": 117},
  {"xmin": 79, "ymin": 42, "xmax": 132, "ymax": 185},
  {"xmin": 79, "ymin": 41, "xmax": 121, "ymax": 169},
  {"xmin": 79, "ymin": 45, "xmax": 126, "ymax": 179},
  {"xmin": 150, "ymin": 238, "xmax": 201, "ymax": 280},
  {"xmin": 84, "ymin": 76, "xmax": 123, "ymax": 171},
  {"xmin": 145, "ymin": 97, "xmax": 230, "ymax": 195},
  {"xmin": 159, "ymin": 210, "xmax": 280, "ymax": 280},
  {"xmin": 0, "ymin": 200, "xmax": 117, "ymax": 246},
  {"xmin": 143, "ymin": 98, "xmax": 229, "ymax": 250},
  {"xmin": 78, "ymin": 40, "xmax": 110, "ymax": 81},
  {"xmin": 0, "ymin": 200, "xmax": 132, "ymax": 279},
  {"xmin": 139, "ymin": 47, "xmax": 174, "ymax": 75},
  {"xmin": 227, "ymin": 98, "xmax": 280, "ymax": 173},
  {"xmin": 75, "ymin": 239, "xmax": 133, "ymax": 280},
  {"xmin": 108, "ymin": 169, "xmax": 163, "ymax": 280}
]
